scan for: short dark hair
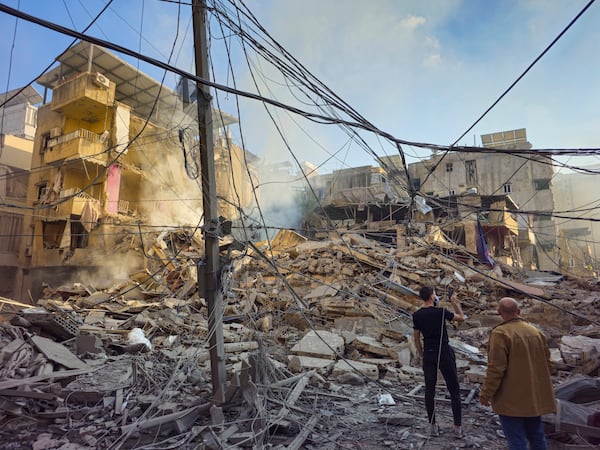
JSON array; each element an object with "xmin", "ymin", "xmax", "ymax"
[{"xmin": 419, "ymin": 286, "xmax": 433, "ymax": 301}]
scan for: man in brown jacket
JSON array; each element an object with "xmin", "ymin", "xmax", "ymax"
[{"xmin": 480, "ymin": 297, "xmax": 556, "ymax": 450}]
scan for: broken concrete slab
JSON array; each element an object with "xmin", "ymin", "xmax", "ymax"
[
  {"xmin": 288, "ymin": 355, "xmax": 335, "ymax": 373},
  {"xmin": 290, "ymin": 330, "xmax": 344, "ymax": 360},
  {"xmin": 30, "ymin": 335, "xmax": 88, "ymax": 370},
  {"xmin": 75, "ymin": 334, "xmax": 104, "ymax": 355},
  {"xmin": 303, "ymin": 283, "xmax": 340, "ymax": 300},
  {"xmin": 377, "ymin": 413, "xmax": 417, "ymax": 426},
  {"xmin": 465, "ymin": 365, "xmax": 487, "ymax": 383},
  {"xmin": 331, "ymin": 359, "xmax": 378, "ymax": 380},
  {"xmin": 353, "ymin": 335, "xmax": 394, "ymax": 357}
]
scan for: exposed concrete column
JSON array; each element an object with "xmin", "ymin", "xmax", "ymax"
[{"xmin": 87, "ymin": 43, "xmax": 94, "ymax": 73}]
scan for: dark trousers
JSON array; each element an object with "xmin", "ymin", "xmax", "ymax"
[{"xmin": 423, "ymin": 346, "xmax": 462, "ymax": 426}]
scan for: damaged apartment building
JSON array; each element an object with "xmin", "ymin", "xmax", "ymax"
[
  {"xmin": 400, "ymin": 128, "xmax": 556, "ymax": 271},
  {"xmin": 553, "ymin": 166, "xmax": 600, "ymax": 277},
  {"xmin": 310, "ymin": 164, "xmax": 525, "ymax": 267},
  {"xmin": 310, "ymin": 128, "xmax": 559, "ymax": 272},
  {"xmin": 0, "ymin": 86, "xmax": 42, "ymax": 298},
  {"xmin": 13, "ymin": 41, "xmax": 256, "ymax": 301}
]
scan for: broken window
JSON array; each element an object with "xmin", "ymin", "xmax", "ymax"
[
  {"xmin": 40, "ymin": 132, "xmax": 50, "ymax": 154},
  {"xmin": 503, "ymin": 183, "xmax": 512, "ymax": 194},
  {"xmin": 42, "ymin": 221, "xmax": 66, "ymax": 249},
  {"xmin": 370, "ymin": 173, "xmax": 386, "ymax": 185},
  {"xmin": 36, "ymin": 182, "xmax": 49, "ymax": 203},
  {"xmin": 465, "ymin": 160, "xmax": 477, "ymax": 185},
  {"xmin": 533, "ymin": 178, "xmax": 550, "ymax": 190},
  {"xmin": 71, "ymin": 220, "xmax": 89, "ymax": 249}
]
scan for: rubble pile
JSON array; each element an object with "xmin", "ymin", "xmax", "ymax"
[{"xmin": 1, "ymin": 228, "xmax": 600, "ymax": 449}]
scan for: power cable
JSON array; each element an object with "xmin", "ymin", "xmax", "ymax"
[
  {"xmin": 454, "ymin": 0, "xmax": 596, "ymax": 147},
  {"xmin": 419, "ymin": 0, "xmax": 597, "ymax": 190}
]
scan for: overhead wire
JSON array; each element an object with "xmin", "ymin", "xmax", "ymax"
[
  {"xmin": 5, "ymin": 2, "xmax": 600, "ymax": 438},
  {"xmin": 212, "ymin": 2, "xmax": 431, "ymax": 412},
  {"xmin": 2, "ymin": 0, "xmax": 596, "ymax": 330},
  {"xmin": 418, "ymin": 0, "xmax": 597, "ymax": 192}
]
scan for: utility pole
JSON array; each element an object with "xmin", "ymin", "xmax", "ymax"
[{"xmin": 192, "ymin": 0, "xmax": 227, "ymax": 395}]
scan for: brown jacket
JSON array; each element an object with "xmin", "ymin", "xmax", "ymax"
[{"xmin": 481, "ymin": 318, "xmax": 556, "ymax": 417}]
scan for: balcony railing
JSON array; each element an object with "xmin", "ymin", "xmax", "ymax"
[{"xmin": 45, "ymin": 128, "xmax": 108, "ymax": 165}]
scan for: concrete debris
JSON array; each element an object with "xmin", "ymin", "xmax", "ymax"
[{"xmin": 1, "ymin": 227, "xmax": 599, "ymax": 449}]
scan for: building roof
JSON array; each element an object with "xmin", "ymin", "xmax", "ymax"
[
  {"xmin": 480, "ymin": 128, "xmax": 530, "ymax": 149},
  {"xmin": 0, "ymin": 85, "xmax": 42, "ymax": 107},
  {"xmin": 36, "ymin": 41, "xmax": 237, "ymax": 129}
]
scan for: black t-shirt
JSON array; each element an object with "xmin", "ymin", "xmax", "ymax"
[{"xmin": 413, "ymin": 306, "xmax": 455, "ymax": 351}]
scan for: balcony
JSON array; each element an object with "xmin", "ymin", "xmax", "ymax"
[
  {"xmin": 51, "ymin": 72, "xmax": 115, "ymax": 121},
  {"xmin": 39, "ymin": 190, "xmax": 102, "ymax": 221},
  {"xmin": 45, "ymin": 128, "xmax": 108, "ymax": 165},
  {"xmin": 488, "ymin": 209, "xmax": 519, "ymax": 235}
]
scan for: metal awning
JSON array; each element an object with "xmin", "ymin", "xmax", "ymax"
[
  {"xmin": 36, "ymin": 41, "xmax": 237, "ymax": 129},
  {"xmin": 0, "ymin": 85, "xmax": 43, "ymax": 107}
]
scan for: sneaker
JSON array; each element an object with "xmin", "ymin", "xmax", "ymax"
[
  {"xmin": 454, "ymin": 425, "xmax": 464, "ymax": 438},
  {"xmin": 430, "ymin": 423, "xmax": 440, "ymax": 436}
]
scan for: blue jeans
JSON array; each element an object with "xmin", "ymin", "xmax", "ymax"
[{"xmin": 499, "ymin": 415, "xmax": 547, "ymax": 450}]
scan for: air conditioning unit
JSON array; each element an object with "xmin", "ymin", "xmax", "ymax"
[
  {"xmin": 49, "ymin": 127, "xmax": 62, "ymax": 138},
  {"xmin": 93, "ymin": 72, "xmax": 110, "ymax": 89}
]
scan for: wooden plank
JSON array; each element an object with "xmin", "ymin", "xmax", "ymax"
[
  {"xmin": 557, "ymin": 421, "xmax": 600, "ymax": 439},
  {"xmin": 121, "ymin": 403, "xmax": 211, "ymax": 434},
  {"xmin": 362, "ymin": 284, "xmax": 416, "ymax": 312},
  {"xmin": 0, "ymin": 367, "xmax": 97, "ymax": 390},
  {"xmin": 408, "ymin": 384, "xmax": 423, "ymax": 396},
  {"xmin": 0, "ymin": 296, "xmax": 33, "ymax": 308},
  {"xmin": 223, "ymin": 341, "xmax": 259, "ymax": 353},
  {"xmin": 0, "ymin": 389, "xmax": 56, "ymax": 400},
  {"xmin": 115, "ymin": 388, "xmax": 124, "ymax": 415},
  {"xmin": 464, "ymin": 388, "xmax": 478, "ymax": 405},
  {"xmin": 286, "ymin": 371, "xmax": 313, "ymax": 406},
  {"xmin": 285, "ymin": 415, "xmax": 319, "ymax": 450}
]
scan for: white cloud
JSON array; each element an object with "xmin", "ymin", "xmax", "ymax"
[
  {"xmin": 212, "ymin": 0, "xmax": 600, "ymax": 170},
  {"xmin": 400, "ymin": 15, "xmax": 426, "ymax": 29},
  {"xmin": 423, "ymin": 53, "xmax": 442, "ymax": 68}
]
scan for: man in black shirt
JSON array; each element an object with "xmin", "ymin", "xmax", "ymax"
[{"xmin": 413, "ymin": 286, "xmax": 465, "ymax": 437}]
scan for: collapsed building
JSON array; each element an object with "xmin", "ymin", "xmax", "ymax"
[
  {"xmin": 385, "ymin": 128, "xmax": 559, "ymax": 272},
  {"xmin": 0, "ymin": 38, "xmax": 599, "ymax": 450},
  {"xmin": 12, "ymin": 41, "xmax": 257, "ymax": 302},
  {"xmin": 1, "ymin": 224, "xmax": 600, "ymax": 449}
]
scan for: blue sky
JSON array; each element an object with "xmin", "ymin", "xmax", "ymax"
[{"xmin": 1, "ymin": 0, "xmax": 599, "ymax": 174}]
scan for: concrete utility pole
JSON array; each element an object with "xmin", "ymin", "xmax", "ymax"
[{"xmin": 191, "ymin": 0, "xmax": 227, "ymax": 394}]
